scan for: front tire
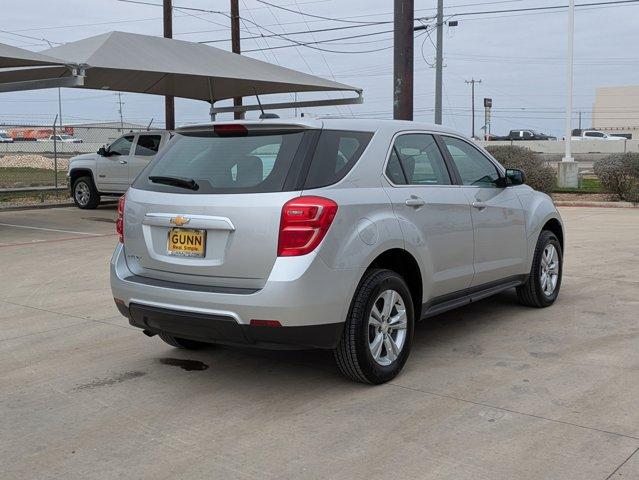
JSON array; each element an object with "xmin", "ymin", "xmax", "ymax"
[
  {"xmin": 334, "ymin": 269, "xmax": 414, "ymax": 384},
  {"xmin": 73, "ymin": 176, "xmax": 100, "ymax": 209},
  {"xmin": 517, "ymin": 230, "xmax": 563, "ymax": 307},
  {"xmin": 158, "ymin": 332, "xmax": 209, "ymax": 350}
]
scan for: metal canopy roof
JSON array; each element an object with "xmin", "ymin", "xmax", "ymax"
[
  {"xmin": 0, "ymin": 42, "xmax": 85, "ymax": 93},
  {"xmin": 32, "ymin": 31, "xmax": 359, "ymax": 104},
  {"xmin": 0, "ymin": 42, "xmax": 63, "ymax": 68}
]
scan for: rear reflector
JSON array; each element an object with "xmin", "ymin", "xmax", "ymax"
[
  {"xmin": 250, "ymin": 319, "xmax": 282, "ymax": 327},
  {"xmin": 116, "ymin": 194, "xmax": 125, "ymax": 244},
  {"xmin": 278, "ymin": 196, "xmax": 338, "ymax": 257},
  {"xmin": 214, "ymin": 124, "xmax": 248, "ymax": 136}
]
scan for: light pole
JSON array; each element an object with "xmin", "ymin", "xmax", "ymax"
[
  {"xmin": 434, "ymin": 0, "xmax": 443, "ymax": 125},
  {"xmin": 558, "ymin": 0, "xmax": 579, "ymax": 187}
]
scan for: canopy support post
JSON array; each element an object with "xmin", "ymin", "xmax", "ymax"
[{"xmin": 208, "ymin": 78, "xmax": 216, "ymax": 121}]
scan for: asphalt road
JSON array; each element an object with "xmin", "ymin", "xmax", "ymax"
[{"xmin": 1, "ymin": 205, "xmax": 638, "ymax": 480}]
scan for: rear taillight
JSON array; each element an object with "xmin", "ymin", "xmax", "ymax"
[
  {"xmin": 116, "ymin": 194, "xmax": 125, "ymax": 244},
  {"xmin": 278, "ymin": 196, "xmax": 338, "ymax": 257}
]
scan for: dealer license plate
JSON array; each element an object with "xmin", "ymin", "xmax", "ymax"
[{"xmin": 167, "ymin": 228, "xmax": 206, "ymax": 257}]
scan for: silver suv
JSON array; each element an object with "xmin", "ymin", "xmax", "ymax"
[{"xmin": 111, "ymin": 119, "xmax": 564, "ymax": 384}]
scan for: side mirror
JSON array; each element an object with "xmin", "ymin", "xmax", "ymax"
[
  {"xmin": 97, "ymin": 146, "xmax": 107, "ymax": 156},
  {"xmin": 506, "ymin": 168, "xmax": 526, "ymax": 186}
]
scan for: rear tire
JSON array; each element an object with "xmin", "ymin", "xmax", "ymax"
[
  {"xmin": 158, "ymin": 332, "xmax": 209, "ymax": 350},
  {"xmin": 517, "ymin": 230, "xmax": 563, "ymax": 308},
  {"xmin": 73, "ymin": 176, "xmax": 100, "ymax": 209},
  {"xmin": 334, "ymin": 269, "xmax": 414, "ymax": 384}
]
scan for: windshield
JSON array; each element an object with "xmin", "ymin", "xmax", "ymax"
[
  {"xmin": 59, "ymin": 135, "xmax": 72, "ymax": 139},
  {"xmin": 0, "ymin": 133, "xmax": 8, "ymax": 138}
]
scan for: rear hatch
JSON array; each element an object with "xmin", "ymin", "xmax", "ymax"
[{"xmin": 123, "ymin": 121, "xmax": 373, "ymax": 289}]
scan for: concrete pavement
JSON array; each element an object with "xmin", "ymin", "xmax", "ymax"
[{"xmin": 1, "ymin": 206, "xmax": 638, "ymax": 479}]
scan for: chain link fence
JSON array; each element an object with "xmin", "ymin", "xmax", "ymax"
[{"xmin": 0, "ymin": 123, "xmax": 146, "ymax": 192}]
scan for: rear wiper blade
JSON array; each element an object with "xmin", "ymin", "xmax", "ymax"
[{"xmin": 148, "ymin": 175, "xmax": 199, "ymax": 191}]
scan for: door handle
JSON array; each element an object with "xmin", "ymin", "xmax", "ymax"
[
  {"xmin": 405, "ymin": 196, "xmax": 426, "ymax": 208},
  {"xmin": 119, "ymin": 160, "xmax": 128, "ymax": 165},
  {"xmin": 472, "ymin": 201, "xmax": 487, "ymax": 211}
]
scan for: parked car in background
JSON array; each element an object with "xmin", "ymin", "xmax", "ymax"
[
  {"xmin": 38, "ymin": 134, "xmax": 83, "ymax": 143},
  {"xmin": 571, "ymin": 129, "xmax": 625, "ymax": 141},
  {"xmin": 68, "ymin": 130, "xmax": 171, "ymax": 209},
  {"xmin": 507, "ymin": 129, "xmax": 556, "ymax": 141},
  {"xmin": 111, "ymin": 119, "xmax": 564, "ymax": 384},
  {"xmin": 485, "ymin": 133, "xmax": 508, "ymax": 141},
  {"xmin": 0, "ymin": 130, "xmax": 13, "ymax": 143}
]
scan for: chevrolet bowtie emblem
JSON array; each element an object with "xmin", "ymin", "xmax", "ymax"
[{"xmin": 170, "ymin": 216, "xmax": 190, "ymax": 227}]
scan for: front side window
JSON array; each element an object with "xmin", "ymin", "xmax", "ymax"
[
  {"xmin": 135, "ymin": 135, "xmax": 162, "ymax": 156},
  {"xmin": 441, "ymin": 136, "xmax": 500, "ymax": 187},
  {"xmin": 109, "ymin": 135, "xmax": 134, "ymax": 156},
  {"xmin": 386, "ymin": 134, "xmax": 451, "ymax": 185}
]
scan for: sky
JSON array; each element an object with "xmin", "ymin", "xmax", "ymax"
[{"xmin": 1, "ymin": 0, "xmax": 638, "ymax": 137}]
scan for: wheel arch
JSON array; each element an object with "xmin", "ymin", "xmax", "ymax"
[
  {"xmin": 69, "ymin": 168, "xmax": 96, "ymax": 189},
  {"xmin": 366, "ymin": 248, "xmax": 423, "ymax": 319},
  {"xmin": 542, "ymin": 217, "xmax": 564, "ymax": 252}
]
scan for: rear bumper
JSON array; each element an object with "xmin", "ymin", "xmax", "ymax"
[
  {"xmin": 118, "ymin": 303, "xmax": 343, "ymax": 349},
  {"xmin": 110, "ymin": 243, "xmax": 362, "ymax": 349}
]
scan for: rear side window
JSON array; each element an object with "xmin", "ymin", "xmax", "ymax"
[
  {"xmin": 304, "ymin": 130, "xmax": 373, "ymax": 188},
  {"xmin": 136, "ymin": 130, "xmax": 307, "ymax": 194},
  {"xmin": 135, "ymin": 135, "xmax": 162, "ymax": 156}
]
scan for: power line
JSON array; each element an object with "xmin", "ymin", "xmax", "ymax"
[
  {"xmin": 198, "ymin": 21, "xmax": 391, "ymax": 44},
  {"xmin": 447, "ymin": 0, "xmax": 639, "ymax": 18},
  {"xmin": 254, "ymin": 0, "xmax": 384, "ymax": 24}
]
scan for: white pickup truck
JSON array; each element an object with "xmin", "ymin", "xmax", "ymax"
[
  {"xmin": 571, "ymin": 130, "xmax": 625, "ymax": 141},
  {"xmin": 38, "ymin": 134, "xmax": 83, "ymax": 143},
  {"xmin": 68, "ymin": 130, "xmax": 171, "ymax": 209}
]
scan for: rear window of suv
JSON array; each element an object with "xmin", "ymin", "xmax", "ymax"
[{"xmin": 134, "ymin": 127, "xmax": 373, "ymax": 194}]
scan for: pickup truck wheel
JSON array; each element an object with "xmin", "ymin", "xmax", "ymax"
[
  {"xmin": 73, "ymin": 176, "xmax": 100, "ymax": 209},
  {"xmin": 516, "ymin": 230, "xmax": 563, "ymax": 308},
  {"xmin": 334, "ymin": 269, "xmax": 414, "ymax": 384},
  {"xmin": 158, "ymin": 332, "xmax": 209, "ymax": 350}
]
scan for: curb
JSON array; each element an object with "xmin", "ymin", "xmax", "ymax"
[
  {"xmin": 0, "ymin": 199, "xmax": 118, "ymax": 212},
  {"xmin": 0, "ymin": 202, "xmax": 76, "ymax": 212}
]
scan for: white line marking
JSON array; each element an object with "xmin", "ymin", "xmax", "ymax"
[{"xmin": 0, "ymin": 222, "xmax": 101, "ymax": 236}]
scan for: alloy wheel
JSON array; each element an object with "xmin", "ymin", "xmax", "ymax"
[
  {"xmin": 75, "ymin": 182, "xmax": 90, "ymax": 207},
  {"xmin": 368, "ymin": 289, "xmax": 408, "ymax": 366},
  {"xmin": 540, "ymin": 244, "xmax": 559, "ymax": 296}
]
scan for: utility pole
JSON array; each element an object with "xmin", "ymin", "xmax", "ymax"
[
  {"xmin": 465, "ymin": 79, "xmax": 481, "ymax": 138},
  {"xmin": 163, "ymin": 0, "xmax": 175, "ymax": 130},
  {"xmin": 393, "ymin": 0, "xmax": 414, "ymax": 120},
  {"xmin": 578, "ymin": 111, "xmax": 582, "ymax": 130},
  {"xmin": 117, "ymin": 92, "xmax": 124, "ymax": 130},
  {"xmin": 558, "ymin": 0, "xmax": 578, "ymax": 187},
  {"xmin": 230, "ymin": 0, "xmax": 244, "ymax": 120},
  {"xmin": 434, "ymin": 0, "xmax": 444, "ymax": 125}
]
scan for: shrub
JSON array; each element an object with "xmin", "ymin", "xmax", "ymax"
[
  {"xmin": 485, "ymin": 145, "xmax": 555, "ymax": 194},
  {"xmin": 593, "ymin": 153, "xmax": 639, "ymax": 201}
]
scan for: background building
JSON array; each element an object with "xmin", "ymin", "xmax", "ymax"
[{"xmin": 592, "ymin": 85, "xmax": 639, "ymax": 138}]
